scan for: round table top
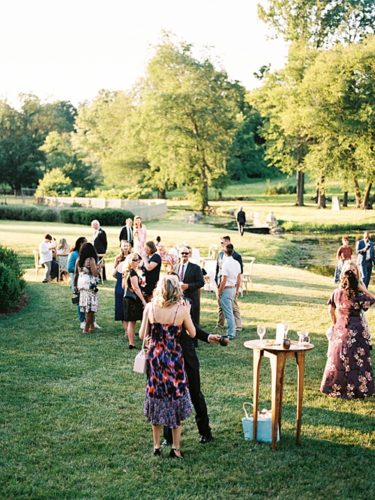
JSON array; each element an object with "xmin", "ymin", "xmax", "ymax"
[{"xmin": 244, "ymin": 339, "xmax": 315, "ymax": 352}]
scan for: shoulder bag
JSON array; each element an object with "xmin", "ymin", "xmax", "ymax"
[{"xmin": 133, "ymin": 335, "xmax": 147, "ymax": 374}]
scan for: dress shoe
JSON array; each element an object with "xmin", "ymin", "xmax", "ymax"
[
  {"xmin": 236, "ymin": 327, "xmax": 243, "ymax": 332},
  {"xmin": 169, "ymin": 448, "xmax": 183, "ymax": 458},
  {"xmin": 128, "ymin": 345, "xmax": 136, "ymax": 350},
  {"xmin": 153, "ymin": 448, "xmax": 161, "ymax": 456},
  {"xmin": 200, "ymin": 434, "xmax": 213, "ymax": 444}
]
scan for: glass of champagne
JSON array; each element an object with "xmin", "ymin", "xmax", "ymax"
[{"xmin": 257, "ymin": 325, "xmax": 266, "ymax": 343}]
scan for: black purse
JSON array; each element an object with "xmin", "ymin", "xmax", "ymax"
[{"xmin": 125, "ymin": 288, "xmax": 138, "ymax": 301}]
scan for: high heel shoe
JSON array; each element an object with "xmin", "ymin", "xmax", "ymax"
[
  {"xmin": 153, "ymin": 448, "xmax": 161, "ymax": 456},
  {"xmin": 169, "ymin": 448, "xmax": 183, "ymax": 459},
  {"xmin": 128, "ymin": 345, "xmax": 136, "ymax": 350}
]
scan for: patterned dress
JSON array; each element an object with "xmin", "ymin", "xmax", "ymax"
[
  {"xmin": 320, "ymin": 289, "xmax": 374, "ymax": 398},
  {"xmin": 77, "ymin": 258, "xmax": 99, "ymax": 313},
  {"xmin": 144, "ymin": 306, "xmax": 192, "ymax": 428}
]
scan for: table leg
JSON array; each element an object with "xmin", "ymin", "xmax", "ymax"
[
  {"xmin": 278, "ymin": 358, "xmax": 285, "ymax": 437},
  {"xmin": 295, "ymin": 351, "xmax": 305, "ymax": 446},
  {"xmin": 252, "ymin": 349, "xmax": 262, "ymax": 442},
  {"xmin": 270, "ymin": 352, "xmax": 286, "ymax": 450}
]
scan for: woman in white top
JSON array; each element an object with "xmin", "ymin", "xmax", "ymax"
[{"xmin": 133, "ymin": 216, "xmax": 147, "ymax": 255}]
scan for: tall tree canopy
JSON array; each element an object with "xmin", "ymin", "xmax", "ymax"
[
  {"xmin": 140, "ymin": 38, "xmax": 243, "ymax": 210},
  {"xmin": 258, "ymin": 0, "xmax": 375, "ymax": 47}
]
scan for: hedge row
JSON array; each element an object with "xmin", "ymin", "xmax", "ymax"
[
  {"xmin": 0, "ymin": 246, "xmax": 25, "ymax": 312},
  {"xmin": 0, "ymin": 205, "xmax": 134, "ymax": 226}
]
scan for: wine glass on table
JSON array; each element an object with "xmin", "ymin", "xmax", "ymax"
[{"xmin": 257, "ymin": 325, "xmax": 266, "ymax": 344}]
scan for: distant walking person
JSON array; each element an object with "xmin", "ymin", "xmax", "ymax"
[
  {"xmin": 236, "ymin": 207, "xmax": 246, "ymax": 236},
  {"xmin": 356, "ymin": 231, "xmax": 374, "ymax": 288},
  {"xmin": 334, "ymin": 235, "xmax": 353, "ymax": 284}
]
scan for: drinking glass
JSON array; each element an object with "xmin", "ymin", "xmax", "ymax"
[
  {"xmin": 297, "ymin": 331, "xmax": 310, "ymax": 344},
  {"xmin": 257, "ymin": 325, "xmax": 266, "ymax": 342}
]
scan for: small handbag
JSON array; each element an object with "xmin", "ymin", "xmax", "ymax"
[
  {"xmin": 125, "ymin": 288, "xmax": 138, "ymax": 301},
  {"xmin": 133, "ymin": 336, "xmax": 147, "ymax": 374}
]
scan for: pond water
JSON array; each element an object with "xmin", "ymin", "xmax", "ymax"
[{"xmin": 284, "ymin": 232, "xmax": 365, "ymax": 278}]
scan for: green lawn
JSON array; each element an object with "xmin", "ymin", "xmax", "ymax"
[{"xmin": 1, "ymin": 221, "xmax": 375, "ymax": 499}]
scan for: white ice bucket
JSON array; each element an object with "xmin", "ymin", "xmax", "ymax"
[{"xmin": 242, "ymin": 402, "xmax": 279, "ymax": 443}]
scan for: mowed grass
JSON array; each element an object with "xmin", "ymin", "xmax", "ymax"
[{"xmin": 1, "ymin": 220, "xmax": 375, "ymax": 499}]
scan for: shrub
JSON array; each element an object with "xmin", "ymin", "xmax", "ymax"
[
  {"xmin": 0, "ymin": 205, "xmax": 59, "ymax": 222},
  {"xmin": 0, "ymin": 246, "xmax": 25, "ymax": 283},
  {"xmin": 265, "ymin": 181, "xmax": 297, "ymax": 195},
  {"xmin": 35, "ymin": 168, "xmax": 72, "ymax": 197},
  {"xmin": 0, "ymin": 263, "xmax": 23, "ymax": 311},
  {"xmin": 59, "ymin": 208, "xmax": 134, "ymax": 226}
]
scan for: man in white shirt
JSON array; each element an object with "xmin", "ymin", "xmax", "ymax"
[
  {"xmin": 217, "ymin": 244, "xmax": 241, "ymax": 340},
  {"xmin": 39, "ymin": 234, "xmax": 55, "ymax": 283}
]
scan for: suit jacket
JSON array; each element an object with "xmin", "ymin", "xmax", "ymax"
[
  {"xmin": 215, "ymin": 250, "xmax": 243, "ymax": 284},
  {"xmin": 356, "ymin": 239, "xmax": 375, "ymax": 263},
  {"xmin": 237, "ymin": 210, "xmax": 246, "ymax": 224},
  {"xmin": 119, "ymin": 225, "xmax": 133, "ymax": 246},
  {"xmin": 177, "ymin": 262, "xmax": 204, "ymax": 325},
  {"xmin": 93, "ymin": 228, "xmax": 107, "ymax": 255},
  {"xmin": 179, "ymin": 323, "xmax": 209, "ymax": 370}
]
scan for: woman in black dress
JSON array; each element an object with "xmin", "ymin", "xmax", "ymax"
[
  {"xmin": 113, "ymin": 240, "xmax": 131, "ymax": 335},
  {"xmin": 122, "ymin": 252, "xmax": 147, "ymax": 349}
]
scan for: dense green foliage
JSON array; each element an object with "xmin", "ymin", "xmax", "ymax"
[
  {"xmin": 0, "ymin": 205, "xmax": 133, "ymax": 226},
  {"xmin": 0, "ymin": 246, "xmax": 25, "ymax": 312}
]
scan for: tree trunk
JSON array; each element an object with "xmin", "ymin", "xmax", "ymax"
[
  {"xmin": 342, "ymin": 191, "xmax": 348, "ymax": 207},
  {"xmin": 157, "ymin": 188, "xmax": 166, "ymax": 199},
  {"xmin": 296, "ymin": 170, "xmax": 304, "ymax": 206},
  {"xmin": 201, "ymin": 180, "xmax": 209, "ymax": 212},
  {"xmin": 361, "ymin": 182, "xmax": 372, "ymax": 209},
  {"xmin": 317, "ymin": 175, "xmax": 326, "ymax": 209},
  {"xmin": 354, "ymin": 178, "xmax": 362, "ymax": 208}
]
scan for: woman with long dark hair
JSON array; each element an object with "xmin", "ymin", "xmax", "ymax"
[
  {"xmin": 68, "ymin": 236, "xmax": 87, "ymax": 328},
  {"xmin": 113, "ymin": 240, "xmax": 132, "ymax": 335},
  {"xmin": 320, "ymin": 269, "xmax": 374, "ymax": 398},
  {"xmin": 76, "ymin": 242, "xmax": 100, "ymax": 334}
]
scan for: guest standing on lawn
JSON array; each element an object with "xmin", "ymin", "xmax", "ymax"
[
  {"xmin": 76, "ymin": 243, "xmax": 100, "ymax": 334},
  {"xmin": 217, "ymin": 244, "xmax": 241, "ymax": 340},
  {"xmin": 356, "ymin": 231, "xmax": 374, "ymax": 288},
  {"xmin": 334, "ymin": 235, "xmax": 353, "ymax": 283},
  {"xmin": 67, "ymin": 236, "xmax": 87, "ymax": 329},
  {"xmin": 113, "ymin": 240, "xmax": 131, "ymax": 335},
  {"xmin": 122, "ymin": 252, "xmax": 147, "ymax": 349},
  {"xmin": 142, "ymin": 241, "xmax": 162, "ymax": 302},
  {"xmin": 133, "ymin": 216, "xmax": 147, "ymax": 255},
  {"xmin": 139, "ymin": 275, "xmax": 196, "ymax": 458},
  {"xmin": 320, "ymin": 269, "xmax": 374, "ymax": 398},
  {"xmin": 39, "ymin": 234, "xmax": 56, "ymax": 283}
]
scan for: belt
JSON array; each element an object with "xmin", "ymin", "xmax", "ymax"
[{"xmin": 224, "ymin": 285, "xmax": 236, "ymax": 288}]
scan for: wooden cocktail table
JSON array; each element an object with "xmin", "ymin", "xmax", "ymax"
[{"xmin": 244, "ymin": 339, "xmax": 314, "ymax": 449}]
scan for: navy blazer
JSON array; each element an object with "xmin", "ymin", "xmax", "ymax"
[{"xmin": 356, "ymin": 239, "xmax": 375, "ymax": 263}]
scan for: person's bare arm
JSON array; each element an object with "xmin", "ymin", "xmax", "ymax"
[
  {"xmin": 90, "ymin": 257, "xmax": 99, "ymax": 277},
  {"xmin": 182, "ymin": 307, "xmax": 196, "ymax": 338},
  {"xmin": 218, "ymin": 275, "xmax": 227, "ymax": 296},
  {"xmin": 358, "ymin": 283, "xmax": 375, "ymax": 299},
  {"xmin": 130, "ymin": 274, "xmax": 147, "ymax": 306},
  {"xmin": 328, "ymin": 304, "xmax": 336, "ymax": 325},
  {"xmin": 139, "ymin": 303, "xmax": 152, "ymax": 339}
]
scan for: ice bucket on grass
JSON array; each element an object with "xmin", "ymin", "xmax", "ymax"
[{"xmin": 242, "ymin": 402, "xmax": 279, "ymax": 443}]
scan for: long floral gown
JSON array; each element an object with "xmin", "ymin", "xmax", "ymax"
[
  {"xmin": 144, "ymin": 306, "xmax": 192, "ymax": 428},
  {"xmin": 320, "ymin": 289, "xmax": 374, "ymax": 399}
]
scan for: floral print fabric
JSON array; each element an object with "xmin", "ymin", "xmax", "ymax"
[
  {"xmin": 320, "ymin": 289, "xmax": 374, "ymax": 399},
  {"xmin": 144, "ymin": 320, "xmax": 192, "ymax": 428}
]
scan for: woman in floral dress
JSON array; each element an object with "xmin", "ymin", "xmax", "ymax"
[
  {"xmin": 320, "ymin": 269, "xmax": 374, "ymax": 398},
  {"xmin": 139, "ymin": 275, "xmax": 196, "ymax": 458}
]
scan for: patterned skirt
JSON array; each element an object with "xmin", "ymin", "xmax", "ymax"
[
  {"xmin": 144, "ymin": 391, "xmax": 192, "ymax": 428},
  {"xmin": 79, "ymin": 289, "xmax": 98, "ymax": 313}
]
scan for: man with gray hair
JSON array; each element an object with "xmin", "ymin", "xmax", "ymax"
[{"xmin": 91, "ymin": 219, "xmax": 107, "ymax": 281}]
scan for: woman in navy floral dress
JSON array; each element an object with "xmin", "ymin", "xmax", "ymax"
[
  {"xmin": 139, "ymin": 274, "xmax": 196, "ymax": 458},
  {"xmin": 320, "ymin": 270, "xmax": 374, "ymax": 398}
]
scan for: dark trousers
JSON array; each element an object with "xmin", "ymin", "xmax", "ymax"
[
  {"xmin": 164, "ymin": 348, "xmax": 211, "ymax": 441},
  {"xmin": 362, "ymin": 260, "xmax": 373, "ymax": 288}
]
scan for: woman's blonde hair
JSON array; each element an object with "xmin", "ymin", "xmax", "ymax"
[
  {"xmin": 134, "ymin": 215, "xmax": 142, "ymax": 227},
  {"xmin": 123, "ymin": 252, "xmax": 141, "ymax": 285},
  {"xmin": 153, "ymin": 275, "xmax": 182, "ymax": 307},
  {"xmin": 340, "ymin": 261, "xmax": 359, "ymax": 280}
]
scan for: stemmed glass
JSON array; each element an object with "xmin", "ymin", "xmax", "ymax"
[{"xmin": 257, "ymin": 325, "xmax": 266, "ymax": 343}]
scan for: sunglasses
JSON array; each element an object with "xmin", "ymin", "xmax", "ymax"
[
  {"xmin": 132, "ymin": 258, "xmax": 140, "ymax": 262},
  {"xmin": 180, "ymin": 252, "xmax": 189, "ymax": 256}
]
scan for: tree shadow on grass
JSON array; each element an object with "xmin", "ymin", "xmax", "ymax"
[{"xmin": 241, "ymin": 290, "xmax": 325, "ymax": 306}]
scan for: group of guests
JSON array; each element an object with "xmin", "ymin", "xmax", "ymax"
[
  {"xmin": 39, "ymin": 235, "xmax": 70, "ymax": 282},
  {"xmin": 39, "ymin": 219, "xmax": 374, "ymax": 457},
  {"xmin": 334, "ymin": 231, "xmax": 374, "ymax": 287}
]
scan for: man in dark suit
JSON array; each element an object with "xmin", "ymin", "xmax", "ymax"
[
  {"xmin": 177, "ymin": 246, "xmax": 204, "ymax": 326},
  {"xmin": 215, "ymin": 235, "xmax": 243, "ymax": 331},
  {"xmin": 163, "ymin": 317, "xmax": 225, "ymax": 445},
  {"xmin": 91, "ymin": 219, "xmax": 108, "ymax": 280},
  {"xmin": 356, "ymin": 231, "xmax": 375, "ymax": 288},
  {"xmin": 236, "ymin": 207, "xmax": 246, "ymax": 236},
  {"xmin": 119, "ymin": 218, "xmax": 133, "ymax": 247}
]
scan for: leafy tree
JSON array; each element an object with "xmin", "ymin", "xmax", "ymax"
[
  {"xmin": 40, "ymin": 131, "xmax": 96, "ymax": 190},
  {"xmin": 74, "ymin": 90, "xmax": 147, "ymax": 188},
  {"xmin": 140, "ymin": 37, "xmax": 242, "ymax": 210},
  {"xmin": 35, "ymin": 168, "xmax": 72, "ymax": 197},
  {"xmin": 258, "ymin": 0, "xmax": 375, "ymax": 48},
  {"xmin": 299, "ymin": 36, "xmax": 375, "ymax": 208}
]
